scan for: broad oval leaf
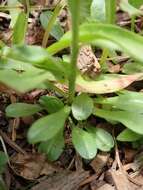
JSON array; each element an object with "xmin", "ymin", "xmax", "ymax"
[
  {"xmin": 6, "ymin": 103, "xmax": 42, "ymax": 117},
  {"xmin": 39, "ymin": 95, "xmax": 64, "ymax": 113},
  {"xmin": 39, "ymin": 131, "xmax": 64, "ymax": 161},
  {"xmin": 87, "ymin": 127, "xmax": 114, "ymax": 151},
  {"xmin": 28, "ymin": 106, "xmax": 70, "ymax": 144},
  {"xmin": 72, "ymin": 93, "xmax": 93, "ymax": 120},
  {"xmin": 72, "ymin": 127, "xmax": 97, "ymax": 159},
  {"xmin": 117, "ymin": 129, "xmax": 142, "ymax": 142},
  {"xmin": 94, "ymin": 108, "xmax": 143, "ymax": 135}
]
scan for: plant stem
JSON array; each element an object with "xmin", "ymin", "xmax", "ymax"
[
  {"xmin": 131, "ymin": 15, "xmax": 136, "ymax": 32},
  {"xmin": 68, "ymin": 0, "xmax": 80, "ymax": 104},
  {"xmin": 105, "ymin": 0, "xmax": 116, "ymax": 24},
  {"xmin": 42, "ymin": 0, "xmax": 64, "ymax": 48}
]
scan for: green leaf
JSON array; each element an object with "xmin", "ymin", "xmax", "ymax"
[
  {"xmin": 72, "ymin": 93, "xmax": 93, "ymax": 120},
  {"xmin": 123, "ymin": 62, "xmax": 143, "ymax": 74},
  {"xmin": 47, "ymin": 22, "xmax": 143, "ymax": 63},
  {"xmin": 0, "ymin": 70, "xmax": 52, "ymax": 93},
  {"xmin": 6, "ymin": 103, "xmax": 42, "ymax": 117},
  {"xmin": 8, "ymin": 0, "xmax": 21, "ymax": 28},
  {"xmin": 28, "ymin": 106, "xmax": 70, "ymax": 144},
  {"xmin": 120, "ymin": 0, "xmax": 143, "ymax": 16},
  {"xmin": 13, "ymin": 11, "xmax": 28, "ymax": 45},
  {"xmin": 79, "ymin": 0, "xmax": 92, "ymax": 22},
  {"xmin": 39, "ymin": 131, "xmax": 64, "ymax": 161},
  {"xmin": 87, "ymin": 127, "xmax": 114, "ymax": 151},
  {"xmin": 0, "ymin": 176, "xmax": 7, "ymax": 190},
  {"xmin": 94, "ymin": 108, "xmax": 143, "ymax": 135},
  {"xmin": 3, "ymin": 45, "xmax": 48, "ymax": 64},
  {"xmin": 91, "ymin": 0, "xmax": 105, "ymax": 21},
  {"xmin": 117, "ymin": 129, "xmax": 142, "ymax": 142},
  {"xmin": 72, "ymin": 127, "xmax": 97, "ymax": 159},
  {"xmin": 128, "ymin": 0, "xmax": 143, "ymax": 8},
  {"xmin": 40, "ymin": 11, "xmax": 64, "ymax": 40},
  {"xmin": 0, "ymin": 152, "xmax": 8, "ymax": 175},
  {"xmin": 2, "ymin": 45, "xmax": 68, "ymax": 81},
  {"xmin": 96, "ymin": 91, "xmax": 143, "ymax": 113},
  {"xmin": 39, "ymin": 96, "xmax": 64, "ymax": 113}
]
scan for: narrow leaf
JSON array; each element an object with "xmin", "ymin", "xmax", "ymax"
[
  {"xmin": 117, "ymin": 129, "xmax": 142, "ymax": 142},
  {"xmin": 96, "ymin": 91, "xmax": 143, "ymax": 113},
  {"xmin": 94, "ymin": 108, "xmax": 143, "ymax": 135},
  {"xmin": 13, "ymin": 11, "xmax": 28, "ymax": 45},
  {"xmin": 47, "ymin": 22, "xmax": 143, "ymax": 64}
]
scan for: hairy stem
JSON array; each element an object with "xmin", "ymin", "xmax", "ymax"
[{"xmin": 68, "ymin": 0, "xmax": 80, "ymax": 104}]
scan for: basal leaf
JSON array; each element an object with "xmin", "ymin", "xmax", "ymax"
[
  {"xmin": 47, "ymin": 23, "xmax": 143, "ymax": 64},
  {"xmin": 72, "ymin": 127, "xmax": 97, "ymax": 159},
  {"xmin": 94, "ymin": 108, "xmax": 143, "ymax": 135},
  {"xmin": 123, "ymin": 61, "xmax": 143, "ymax": 74},
  {"xmin": 87, "ymin": 127, "xmax": 114, "ymax": 151},
  {"xmin": 117, "ymin": 129, "xmax": 142, "ymax": 142},
  {"xmin": 96, "ymin": 91, "xmax": 143, "ymax": 113},
  {"xmin": 0, "ymin": 70, "xmax": 52, "ymax": 93},
  {"xmin": 39, "ymin": 131, "xmax": 64, "ymax": 161},
  {"xmin": 28, "ymin": 106, "xmax": 70, "ymax": 144},
  {"xmin": 72, "ymin": 93, "xmax": 93, "ymax": 120},
  {"xmin": 39, "ymin": 95, "xmax": 64, "ymax": 113},
  {"xmin": 6, "ymin": 103, "xmax": 42, "ymax": 117},
  {"xmin": 12, "ymin": 11, "xmax": 28, "ymax": 45},
  {"xmin": 2, "ymin": 45, "xmax": 68, "ymax": 81}
]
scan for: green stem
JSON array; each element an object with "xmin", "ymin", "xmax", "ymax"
[
  {"xmin": 68, "ymin": 0, "xmax": 80, "ymax": 104},
  {"xmin": 42, "ymin": 0, "xmax": 64, "ymax": 48},
  {"xmin": 131, "ymin": 15, "xmax": 136, "ymax": 32},
  {"xmin": 100, "ymin": 48, "xmax": 109, "ymax": 65},
  {"xmin": 105, "ymin": 0, "xmax": 116, "ymax": 24}
]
